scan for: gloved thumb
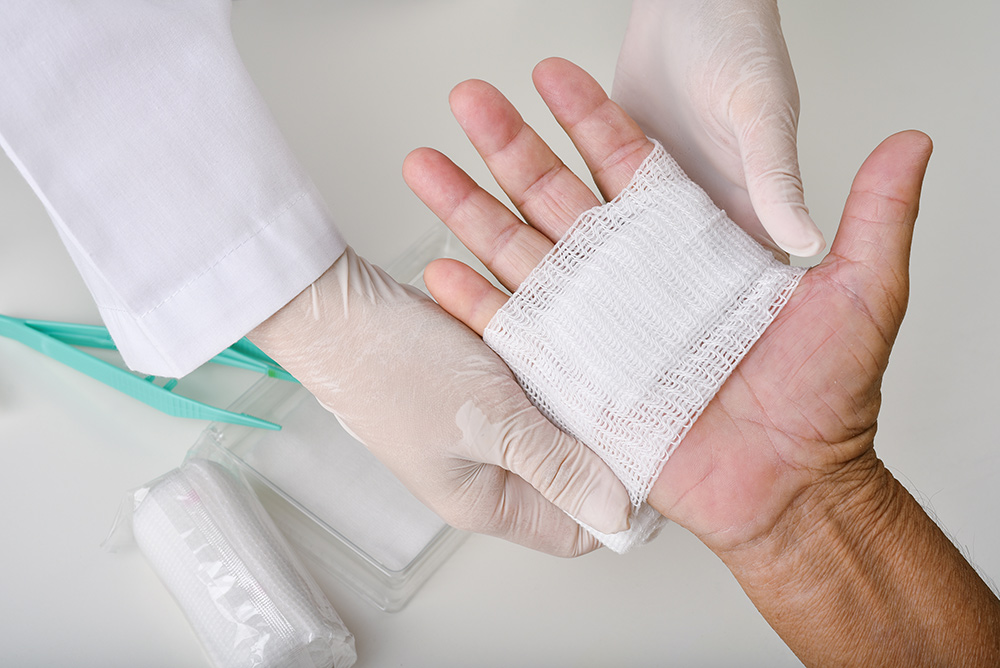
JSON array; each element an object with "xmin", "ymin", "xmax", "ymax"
[
  {"xmin": 739, "ymin": 109, "xmax": 826, "ymax": 257},
  {"xmin": 456, "ymin": 399, "xmax": 632, "ymax": 536}
]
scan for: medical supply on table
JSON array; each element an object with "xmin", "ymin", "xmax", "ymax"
[
  {"xmin": 485, "ymin": 140, "xmax": 805, "ymax": 553},
  {"xmin": 117, "ymin": 457, "xmax": 356, "ymax": 668},
  {"xmin": 98, "ymin": 231, "xmax": 479, "ymax": 668},
  {"xmin": 193, "ymin": 376, "xmax": 467, "ymax": 612},
  {"xmin": 0, "ymin": 313, "xmax": 295, "ymax": 429}
]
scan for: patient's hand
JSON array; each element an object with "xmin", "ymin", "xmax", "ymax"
[
  {"xmin": 403, "ymin": 56, "xmax": 918, "ymax": 551},
  {"xmin": 404, "ymin": 56, "xmax": 1000, "ymax": 667}
]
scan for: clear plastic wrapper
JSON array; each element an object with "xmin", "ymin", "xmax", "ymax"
[
  {"xmin": 112, "ymin": 457, "xmax": 356, "ymax": 668},
  {"xmin": 194, "ymin": 375, "xmax": 467, "ymax": 612}
]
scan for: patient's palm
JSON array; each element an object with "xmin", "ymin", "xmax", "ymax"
[{"xmin": 651, "ymin": 218, "xmax": 907, "ymax": 553}]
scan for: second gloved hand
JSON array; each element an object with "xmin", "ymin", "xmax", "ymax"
[
  {"xmin": 613, "ymin": 0, "xmax": 825, "ymax": 257},
  {"xmin": 248, "ymin": 247, "xmax": 631, "ymax": 556}
]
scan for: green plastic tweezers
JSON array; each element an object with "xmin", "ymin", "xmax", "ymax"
[{"xmin": 0, "ymin": 313, "xmax": 296, "ymax": 430}]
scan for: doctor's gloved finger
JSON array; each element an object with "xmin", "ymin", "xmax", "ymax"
[
  {"xmin": 403, "ymin": 147, "xmax": 552, "ymax": 293},
  {"xmin": 423, "ymin": 258, "xmax": 506, "ymax": 336},
  {"xmin": 448, "ymin": 79, "xmax": 601, "ymax": 243},
  {"xmin": 532, "ymin": 58, "xmax": 653, "ymax": 202},
  {"xmin": 452, "ymin": 468, "xmax": 603, "ymax": 557},
  {"xmin": 459, "ymin": 403, "xmax": 632, "ymax": 536},
  {"xmin": 739, "ymin": 114, "xmax": 826, "ymax": 257}
]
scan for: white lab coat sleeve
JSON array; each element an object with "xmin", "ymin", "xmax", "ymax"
[{"xmin": 0, "ymin": 0, "xmax": 347, "ymax": 377}]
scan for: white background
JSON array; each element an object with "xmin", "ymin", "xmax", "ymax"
[{"xmin": 1, "ymin": 1, "xmax": 997, "ymax": 665}]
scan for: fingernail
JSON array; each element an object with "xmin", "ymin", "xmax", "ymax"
[
  {"xmin": 576, "ymin": 478, "xmax": 632, "ymax": 534},
  {"xmin": 778, "ymin": 215, "xmax": 826, "ymax": 257}
]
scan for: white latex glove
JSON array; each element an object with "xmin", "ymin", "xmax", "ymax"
[
  {"xmin": 613, "ymin": 0, "xmax": 825, "ymax": 258},
  {"xmin": 248, "ymin": 247, "xmax": 631, "ymax": 556}
]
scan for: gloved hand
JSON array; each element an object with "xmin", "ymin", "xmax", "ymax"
[
  {"xmin": 613, "ymin": 0, "xmax": 824, "ymax": 258},
  {"xmin": 247, "ymin": 246, "xmax": 630, "ymax": 557}
]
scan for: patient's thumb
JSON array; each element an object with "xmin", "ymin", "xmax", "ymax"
[{"xmin": 827, "ymin": 130, "xmax": 933, "ymax": 322}]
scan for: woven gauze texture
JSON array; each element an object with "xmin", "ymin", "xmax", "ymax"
[{"xmin": 483, "ymin": 141, "xmax": 805, "ymax": 552}]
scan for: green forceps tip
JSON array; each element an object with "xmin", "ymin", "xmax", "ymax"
[{"xmin": 0, "ymin": 313, "xmax": 297, "ymax": 430}]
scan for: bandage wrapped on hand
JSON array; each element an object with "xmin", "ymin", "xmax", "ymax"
[{"xmin": 484, "ymin": 141, "xmax": 804, "ymax": 552}]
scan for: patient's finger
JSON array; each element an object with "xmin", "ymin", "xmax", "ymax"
[
  {"xmin": 449, "ymin": 79, "xmax": 601, "ymax": 244},
  {"xmin": 424, "ymin": 258, "xmax": 505, "ymax": 336},
  {"xmin": 403, "ymin": 147, "xmax": 552, "ymax": 292},
  {"xmin": 533, "ymin": 57, "xmax": 652, "ymax": 202}
]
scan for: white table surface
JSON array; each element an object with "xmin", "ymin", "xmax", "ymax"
[{"xmin": 2, "ymin": 2, "xmax": 998, "ymax": 666}]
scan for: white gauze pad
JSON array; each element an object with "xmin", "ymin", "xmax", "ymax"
[
  {"xmin": 131, "ymin": 458, "xmax": 357, "ymax": 668},
  {"xmin": 483, "ymin": 141, "xmax": 805, "ymax": 553}
]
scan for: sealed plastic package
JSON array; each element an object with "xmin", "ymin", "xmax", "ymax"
[{"xmin": 119, "ymin": 457, "xmax": 357, "ymax": 668}]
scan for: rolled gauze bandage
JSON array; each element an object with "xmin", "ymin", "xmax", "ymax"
[
  {"xmin": 483, "ymin": 141, "xmax": 805, "ymax": 553},
  {"xmin": 131, "ymin": 458, "xmax": 357, "ymax": 668}
]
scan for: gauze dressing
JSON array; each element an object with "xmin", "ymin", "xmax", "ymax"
[{"xmin": 484, "ymin": 141, "xmax": 805, "ymax": 552}]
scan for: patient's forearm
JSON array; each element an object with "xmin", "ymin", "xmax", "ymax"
[{"xmin": 717, "ymin": 453, "xmax": 1000, "ymax": 666}]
